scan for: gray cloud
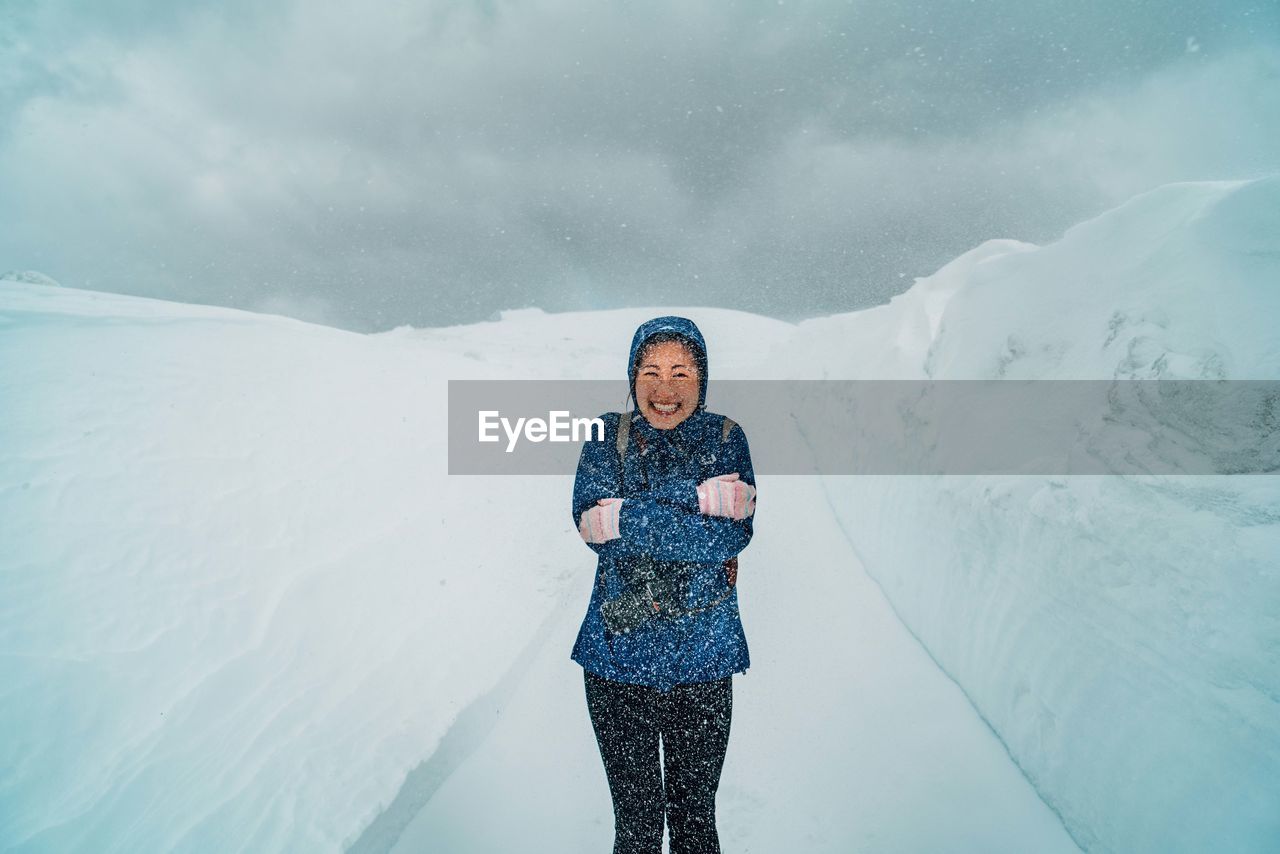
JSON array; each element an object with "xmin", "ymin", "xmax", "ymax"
[{"xmin": 1, "ymin": 0, "xmax": 1277, "ymax": 331}]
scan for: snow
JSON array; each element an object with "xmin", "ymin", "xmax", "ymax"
[
  {"xmin": 2, "ymin": 177, "xmax": 1277, "ymax": 853},
  {"xmin": 378, "ymin": 474, "xmax": 1077, "ymax": 854},
  {"xmin": 751, "ymin": 176, "xmax": 1280, "ymax": 852},
  {"xmin": 0, "ymin": 270, "xmax": 61, "ymax": 287}
]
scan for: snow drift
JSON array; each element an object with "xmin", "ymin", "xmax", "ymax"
[
  {"xmin": 1, "ymin": 177, "xmax": 1276, "ymax": 853},
  {"xmin": 766, "ymin": 177, "xmax": 1280, "ymax": 853}
]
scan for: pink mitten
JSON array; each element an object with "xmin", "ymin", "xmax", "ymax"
[
  {"xmin": 579, "ymin": 497, "xmax": 623, "ymax": 543},
  {"xmin": 697, "ymin": 473, "xmax": 756, "ymax": 520}
]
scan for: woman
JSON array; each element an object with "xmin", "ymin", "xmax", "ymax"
[{"xmin": 572, "ymin": 316, "xmax": 757, "ymax": 854}]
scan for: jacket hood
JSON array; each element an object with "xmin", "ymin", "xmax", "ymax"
[{"xmin": 627, "ymin": 315, "xmax": 709, "ymax": 413}]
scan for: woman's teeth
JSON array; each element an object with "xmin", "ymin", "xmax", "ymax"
[{"xmin": 652, "ymin": 402, "xmax": 680, "ymax": 413}]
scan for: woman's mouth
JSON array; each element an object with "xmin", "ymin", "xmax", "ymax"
[{"xmin": 650, "ymin": 402, "xmax": 681, "ymax": 415}]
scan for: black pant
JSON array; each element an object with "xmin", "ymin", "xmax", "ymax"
[{"xmin": 584, "ymin": 669, "xmax": 733, "ymax": 854}]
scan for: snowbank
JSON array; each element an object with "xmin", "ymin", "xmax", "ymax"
[
  {"xmin": 776, "ymin": 177, "xmax": 1280, "ymax": 852},
  {"xmin": 0, "ymin": 288, "xmax": 795, "ymax": 851},
  {"xmin": 2, "ymin": 177, "xmax": 1275, "ymax": 853}
]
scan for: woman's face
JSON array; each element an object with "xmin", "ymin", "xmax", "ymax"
[{"xmin": 635, "ymin": 339, "xmax": 700, "ymax": 430}]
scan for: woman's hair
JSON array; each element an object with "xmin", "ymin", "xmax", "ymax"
[{"xmin": 633, "ymin": 331, "xmax": 704, "ymax": 378}]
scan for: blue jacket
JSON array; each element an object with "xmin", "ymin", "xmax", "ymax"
[{"xmin": 570, "ymin": 317, "xmax": 756, "ymax": 691}]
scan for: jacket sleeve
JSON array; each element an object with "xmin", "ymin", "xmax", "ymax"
[
  {"xmin": 571, "ymin": 413, "xmax": 629, "ymax": 559},
  {"xmin": 618, "ymin": 421, "xmax": 755, "ymax": 562},
  {"xmin": 572, "ymin": 416, "xmax": 757, "ymax": 562}
]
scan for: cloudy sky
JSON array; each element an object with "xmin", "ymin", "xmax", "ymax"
[{"xmin": 2, "ymin": 1, "xmax": 1277, "ymax": 331}]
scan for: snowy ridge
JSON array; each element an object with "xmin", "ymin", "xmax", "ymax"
[
  {"xmin": 780, "ymin": 176, "xmax": 1280, "ymax": 853},
  {"xmin": 1, "ymin": 178, "xmax": 1276, "ymax": 853},
  {"xmin": 0, "ymin": 291, "xmax": 527, "ymax": 850},
  {"xmin": 0, "ymin": 294, "xmax": 800, "ymax": 852}
]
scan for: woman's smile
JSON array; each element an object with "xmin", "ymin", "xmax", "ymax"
[{"xmin": 647, "ymin": 400, "xmax": 684, "ymax": 419}]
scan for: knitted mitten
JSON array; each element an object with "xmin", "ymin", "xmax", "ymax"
[
  {"xmin": 579, "ymin": 497, "xmax": 623, "ymax": 543},
  {"xmin": 697, "ymin": 473, "xmax": 756, "ymax": 520}
]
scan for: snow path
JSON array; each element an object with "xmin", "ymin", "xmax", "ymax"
[
  {"xmin": 344, "ymin": 592, "xmax": 570, "ymax": 853},
  {"xmin": 366, "ymin": 476, "xmax": 1081, "ymax": 853},
  {"xmin": 7, "ymin": 177, "xmax": 1278, "ymax": 851}
]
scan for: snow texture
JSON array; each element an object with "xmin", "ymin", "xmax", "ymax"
[
  {"xmin": 2, "ymin": 178, "xmax": 1277, "ymax": 853},
  {"xmin": 753, "ymin": 177, "xmax": 1280, "ymax": 853},
  {"xmin": 0, "ymin": 271, "xmax": 61, "ymax": 287}
]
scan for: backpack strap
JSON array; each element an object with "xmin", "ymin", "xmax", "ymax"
[
  {"xmin": 616, "ymin": 411, "xmax": 631, "ymax": 461},
  {"xmin": 721, "ymin": 416, "xmax": 736, "ymax": 444}
]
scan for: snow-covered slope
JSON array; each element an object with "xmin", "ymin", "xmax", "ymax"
[
  {"xmin": 764, "ymin": 177, "xmax": 1280, "ymax": 853},
  {"xmin": 378, "ymin": 474, "xmax": 1078, "ymax": 854},
  {"xmin": 2, "ymin": 177, "xmax": 1276, "ymax": 853},
  {"xmin": 0, "ymin": 291, "xmax": 804, "ymax": 851},
  {"xmin": 0, "ymin": 287, "xmax": 530, "ymax": 851}
]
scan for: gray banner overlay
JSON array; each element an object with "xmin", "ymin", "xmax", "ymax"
[{"xmin": 448, "ymin": 380, "xmax": 1280, "ymax": 475}]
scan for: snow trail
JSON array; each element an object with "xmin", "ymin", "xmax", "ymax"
[
  {"xmin": 382, "ymin": 476, "xmax": 1081, "ymax": 853},
  {"xmin": 346, "ymin": 586, "xmax": 574, "ymax": 853}
]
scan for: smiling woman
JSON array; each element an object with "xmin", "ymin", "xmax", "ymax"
[{"xmin": 570, "ymin": 315, "xmax": 757, "ymax": 854}]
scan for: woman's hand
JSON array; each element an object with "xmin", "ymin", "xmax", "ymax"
[
  {"xmin": 697, "ymin": 473, "xmax": 756, "ymax": 520},
  {"xmin": 579, "ymin": 497, "xmax": 623, "ymax": 543}
]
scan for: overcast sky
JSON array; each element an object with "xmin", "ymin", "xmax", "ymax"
[{"xmin": 2, "ymin": 1, "xmax": 1277, "ymax": 331}]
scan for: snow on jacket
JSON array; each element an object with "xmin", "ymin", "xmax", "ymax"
[{"xmin": 570, "ymin": 316, "xmax": 756, "ymax": 692}]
